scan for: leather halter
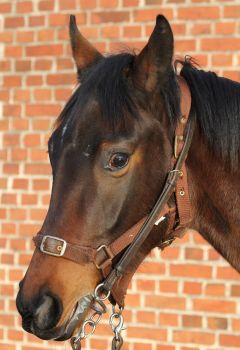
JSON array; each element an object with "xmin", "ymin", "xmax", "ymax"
[{"xmin": 33, "ymin": 76, "xmax": 194, "ymax": 307}]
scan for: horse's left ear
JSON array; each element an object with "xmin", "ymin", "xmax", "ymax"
[
  {"xmin": 132, "ymin": 15, "xmax": 173, "ymax": 92},
  {"xmin": 69, "ymin": 15, "xmax": 103, "ymax": 76}
]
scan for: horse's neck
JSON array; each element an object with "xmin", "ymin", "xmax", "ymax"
[{"xmin": 187, "ymin": 129, "xmax": 240, "ymax": 272}]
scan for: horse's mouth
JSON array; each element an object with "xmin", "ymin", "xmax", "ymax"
[{"xmin": 24, "ymin": 294, "xmax": 94, "ymax": 341}]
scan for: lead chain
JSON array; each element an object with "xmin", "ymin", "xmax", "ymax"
[
  {"xmin": 70, "ymin": 284, "xmax": 108, "ymax": 350},
  {"xmin": 70, "ymin": 284, "xmax": 125, "ymax": 350}
]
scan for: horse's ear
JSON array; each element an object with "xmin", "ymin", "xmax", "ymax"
[
  {"xmin": 69, "ymin": 15, "xmax": 102, "ymax": 75},
  {"xmin": 132, "ymin": 15, "xmax": 173, "ymax": 92}
]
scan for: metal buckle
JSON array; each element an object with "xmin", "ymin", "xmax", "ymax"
[
  {"xmin": 40, "ymin": 235, "xmax": 67, "ymax": 257},
  {"xmin": 95, "ymin": 245, "xmax": 114, "ymax": 270}
]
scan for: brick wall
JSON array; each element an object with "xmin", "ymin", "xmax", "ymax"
[{"xmin": 0, "ymin": 0, "xmax": 240, "ymax": 349}]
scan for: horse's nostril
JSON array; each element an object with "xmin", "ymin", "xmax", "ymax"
[{"xmin": 33, "ymin": 293, "xmax": 62, "ymax": 330}]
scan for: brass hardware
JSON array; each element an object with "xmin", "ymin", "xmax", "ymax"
[
  {"xmin": 180, "ymin": 115, "xmax": 186, "ymax": 123},
  {"xmin": 174, "ymin": 135, "xmax": 184, "ymax": 158},
  {"xmin": 179, "ymin": 188, "xmax": 185, "ymax": 196}
]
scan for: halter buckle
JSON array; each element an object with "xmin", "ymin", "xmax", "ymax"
[
  {"xmin": 40, "ymin": 235, "xmax": 67, "ymax": 257},
  {"xmin": 95, "ymin": 245, "xmax": 114, "ymax": 270}
]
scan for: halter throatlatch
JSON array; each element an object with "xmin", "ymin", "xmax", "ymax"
[{"xmin": 33, "ymin": 76, "xmax": 194, "ymax": 350}]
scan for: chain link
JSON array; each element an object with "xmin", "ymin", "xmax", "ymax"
[{"xmin": 110, "ymin": 306, "xmax": 125, "ymax": 350}]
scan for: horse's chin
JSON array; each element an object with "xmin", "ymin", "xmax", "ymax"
[{"xmin": 27, "ymin": 294, "xmax": 94, "ymax": 341}]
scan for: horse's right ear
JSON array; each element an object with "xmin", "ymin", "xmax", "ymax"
[{"xmin": 69, "ymin": 15, "xmax": 102, "ymax": 76}]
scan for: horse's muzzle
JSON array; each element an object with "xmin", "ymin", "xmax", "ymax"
[{"xmin": 16, "ymin": 286, "xmax": 94, "ymax": 341}]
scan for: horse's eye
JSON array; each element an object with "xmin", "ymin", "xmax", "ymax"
[{"xmin": 108, "ymin": 153, "xmax": 129, "ymax": 171}]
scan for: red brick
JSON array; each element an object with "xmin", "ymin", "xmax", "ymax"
[
  {"xmin": 37, "ymin": 29, "xmax": 55, "ymax": 42},
  {"xmin": 145, "ymin": 295, "xmax": 186, "ymax": 310},
  {"xmin": 191, "ymin": 23, "xmax": 212, "ymax": 35},
  {"xmin": 3, "ymin": 76, "xmax": 22, "ymax": 86},
  {"xmin": 0, "ymin": 32, "xmax": 13, "ymax": 43},
  {"xmin": 12, "ymin": 119, "xmax": 29, "ymax": 130},
  {"xmin": 15, "ymin": 60, "xmax": 32, "ymax": 72},
  {"xmin": 59, "ymin": 0, "xmax": 76, "ymax": 9},
  {"xmin": 14, "ymin": 89, "xmax": 31, "ymax": 101},
  {"xmin": 205, "ymin": 283, "xmax": 225, "ymax": 296},
  {"xmin": 123, "ymin": 0, "xmax": 139, "ymax": 5},
  {"xmin": 212, "ymin": 54, "xmax": 232, "ymax": 67},
  {"xmin": 220, "ymin": 335, "xmax": 240, "ymax": 347},
  {"xmin": 224, "ymin": 5, "xmax": 240, "ymax": 18},
  {"xmin": 0, "ymin": 2, "xmax": 12, "ymax": 12},
  {"xmin": 139, "ymin": 261, "xmax": 165, "ymax": 274},
  {"xmin": 3, "ymin": 105, "xmax": 21, "ymax": 117},
  {"xmin": 134, "ymin": 8, "xmax": 173, "ymax": 22},
  {"xmin": 182, "ymin": 315, "xmax": 202, "ymax": 328},
  {"xmin": 170, "ymin": 264, "xmax": 212, "ymax": 278},
  {"xmin": 136, "ymin": 311, "xmax": 155, "ymax": 324},
  {"xmin": 29, "ymin": 15, "xmax": 45, "ymax": 26},
  {"xmin": 215, "ymin": 22, "xmax": 236, "ymax": 35},
  {"xmin": 26, "ymin": 75, "xmax": 43, "ymax": 86},
  {"xmin": 193, "ymin": 299, "xmax": 236, "ymax": 313},
  {"xmin": 232, "ymin": 319, "xmax": 240, "ymax": 331},
  {"xmin": 201, "ymin": 38, "xmax": 240, "ymax": 51},
  {"xmin": 99, "ymin": 0, "xmax": 118, "ymax": 8},
  {"xmin": 12, "ymin": 179, "xmax": 29, "ymax": 190},
  {"xmin": 0, "ymin": 60, "xmax": 11, "ymax": 71},
  {"xmin": 208, "ymin": 317, "xmax": 228, "ymax": 330},
  {"xmin": 216, "ymin": 266, "xmax": 240, "ymax": 280},
  {"xmin": 38, "ymin": 0, "xmax": 54, "ymax": 11},
  {"xmin": 11, "ymin": 149, "xmax": 27, "ymax": 161},
  {"xmin": 26, "ymin": 104, "xmax": 61, "ymax": 117},
  {"xmin": 178, "ymin": 7, "xmax": 219, "ymax": 19},
  {"xmin": 185, "ymin": 247, "xmax": 203, "ymax": 260},
  {"xmin": 24, "ymin": 134, "xmax": 41, "ymax": 147},
  {"xmin": 47, "ymin": 73, "xmax": 75, "ymax": 85},
  {"xmin": 21, "ymin": 194, "xmax": 38, "ymax": 205},
  {"xmin": 33, "ymin": 179, "xmax": 50, "ymax": 190},
  {"xmin": 127, "ymin": 326, "xmax": 167, "ymax": 341},
  {"xmin": 92, "ymin": 11, "xmax": 130, "ymax": 24},
  {"xmin": 173, "ymin": 330, "xmax": 214, "ymax": 345},
  {"xmin": 231, "ymin": 285, "xmax": 240, "ymax": 297},
  {"xmin": 26, "ymin": 45, "xmax": 63, "ymax": 57},
  {"xmin": 24, "ymin": 163, "xmax": 51, "ymax": 175},
  {"xmin": 101, "ymin": 26, "xmax": 120, "ymax": 39},
  {"xmin": 3, "ymin": 134, "xmax": 20, "ymax": 146},
  {"xmin": 79, "ymin": 0, "xmax": 97, "ymax": 8},
  {"xmin": 159, "ymin": 280, "xmax": 178, "ymax": 293},
  {"xmin": 16, "ymin": 1, "xmax": 33, "ymax": 12},
  {"xmin": 35, "ymin": 59, "xmax": 53, "ymax": 70},
  {"xmin": 5, "ymin": 16, "xmax": 24, "ymax": 28},
  {"xmin": 159, "ymin": 313, "xmax": 178, "ymax": 326}
]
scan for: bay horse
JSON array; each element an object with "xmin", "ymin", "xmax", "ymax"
[{"xmin": 16, "ymin": 14, "xmax": 240, "ymax": 346}]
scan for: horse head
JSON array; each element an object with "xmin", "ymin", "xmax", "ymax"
[{"xmin": 16, "ymin": 15, "xmax": 182, "ymax": 341}]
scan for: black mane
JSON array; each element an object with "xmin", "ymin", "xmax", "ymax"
[
  {"xmin": 180, "ymin": 60, "xmax": 240, "ymax": 169},
  {"xmin": 56, "ymin": 53, "xmax": 240, "ymax": 170},
  {"xmin": 56, "ymin": 53, "xmax": 180, "ymax": 132}
]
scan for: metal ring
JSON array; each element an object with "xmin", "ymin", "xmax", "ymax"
[{"xmin": 94, "ymin": 283, "xmax": 110, "ymax": 301}]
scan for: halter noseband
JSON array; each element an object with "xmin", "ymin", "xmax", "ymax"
[{"xmin": 33, "ymin": 76, "xmax": 194, "ymax": 307}]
